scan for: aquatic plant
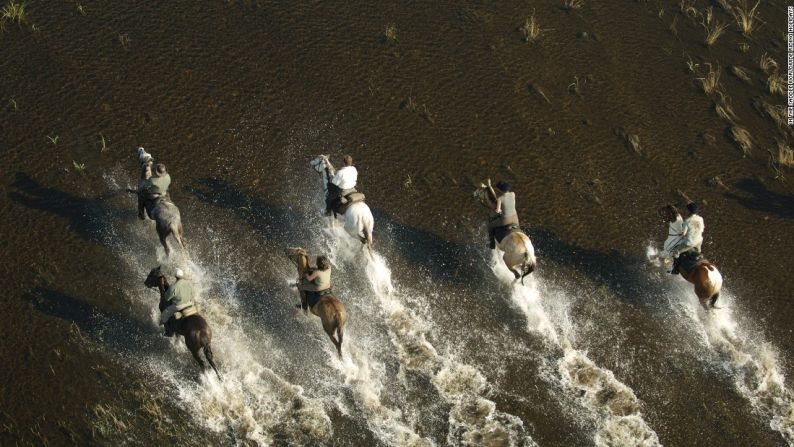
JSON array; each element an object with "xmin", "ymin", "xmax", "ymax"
[
  {"xmin": 776, "ymin": 140, "xmax": 794, "ymax": 168},
  {"xmin": 737, "ymin": 42, "xmax": 750, "ymax": 52},
  {"xmin": 730, "ymin": 125, "xmax": 752, "ymax": 156},
  {"xmin": 728, "ymin": 65, "xmax": 751, "ymax": 83},
  {"xmin": 46, "ymin": 135, "xmax": 59, "ymax": 145},
  {"xmin": 383, "ymin": 23, "xmax": 397, "ymax": 42},
  {"xmin": 1, "ymin": 1, "xmax": 26, "ymax": 25},
  {"xmin": 767, "ymin": 71, "xmax": 784, "ymax": 96},
  {"xmin": 756, "ymin": 100, "xmax": 788, "ymax": 129},
  {"xmin": 701, "ymin": 8, "xmax": 729, "ymax": 46},
  {"xmin": 561, "ymin": 0, "xmax": 584, "ymax": 11},
  {"xmin": 72, "ymin": 160, "xmax": 87, "ymax": 174},
  {"xmin": 77, "ymin": 3, "xmax": 86, "ymax": 15},
  {"xmin": 759, "ymin": 53, "xmax": 778, "ymax": 74},
  {"xmin": 99, "ymin": 134, "xmax": 109, "ymax": 152},
  {"xmin": 729, "ymin": 0, "xmax": 760, "ymax": 36},
  {"xmin": 696, "ymin": 63, "xmax": 721, "ymax": 94},
  {"xmin": 714, "ymin": 94, "xmax": 737, "ymax": 123},
  {"xmin": 520, "ymin": 10, "xmax": 541, "ymax": 42},
  {"xmin": 118, "ymin": 33, "xmax": 130, "ymax": 49}
]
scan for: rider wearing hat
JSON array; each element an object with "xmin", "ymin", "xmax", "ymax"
[
  {"xmin": 160, "ymin": 268, "xmax": 195, "ymax": 336},
  {"xmin": 670, "ymin": 202, "xmax": 705, "ymax": 274},
  {"xmin": 486, "ymin": 179, "xmax": 520, "ymax": 249}
]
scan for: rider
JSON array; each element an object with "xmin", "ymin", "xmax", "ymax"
[
  {"xmin": 160, "ymin": 268, "xmax": 195, "ymax": 336},
  {"xmin": 670, "ymin": 202, "xmax": 705, "ymax": 275},
  {"xmin": 138, "ymin": 163, "xmax": 171, "ymax": 220},
  {"xmin": 658, "ymin": 204, "xmax": 685, "ymax": 259},
  {"xmin": 297, "ymin": 255, "xmax": 332, "ymax": 311},
  {"xmin": 486, "ymin": 179, "xmax": 520, "ymax": 249},
  {"xmin": 326, "ymin": 155, "xmax": 358, "ymax": 215}
]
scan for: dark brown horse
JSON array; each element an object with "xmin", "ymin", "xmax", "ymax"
[
  {"xmin": 285, "ymin": 247, "xmax": 348, "ymax": 357},
  {"xmin": 658, "ymin": 206, "xmax": 723, "ymax": 310},
  {"xmin": 144, "ymin": 266, "xmax": 220, "ymax": 378}
]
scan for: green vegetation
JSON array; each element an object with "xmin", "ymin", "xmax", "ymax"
[
  {"xmin": 701, "ymin": 8, "xmax": 729, "ymax": 46},
  {"xmin": 72, "ymin": 160, "xmax": 86, "ymax": 174},
  {"xmin": 77, "ymin": 3, "xmax": 86, "ymax": 15},
  {"xmin": 727, "ymin": 65, "xmax": 751, "ymax": 84},
  {"xmin": 46, "ymin": 135, "xmax": 59, "ymax": 145},
  {"xmin": 1, "ymin": 1, "xmax": 26, "ymax": 25},
  {"xmin": 561, "ymin": 0, "xmax": 584, "ymax": 11},
  {"xmin": 118, "ymin": 33, "xmax": 130, "ymax": 49},
  {"xmin": 776, "ymin": 141, "xmax": 794, "ymax": 168},
  {"xmin": 99, "ymin": 134, "xmax": 109, "ymax": 152},
  {"xmin": 767, "ymin": 71, "xmax": 784, "ymax": 96},
  {"xmin": 714, "ymin": 95, "xmax": 736, "ymax": 123},
  {"xmin": 759, "ymin": 53, "xmax": 778, "ymax": 74}
]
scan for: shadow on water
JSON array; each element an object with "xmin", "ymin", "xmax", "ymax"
[
  {"xmin": 7, "ymin": 172, "xmax": 133, "ymax": 245},
  {"xmin": 727, "ymin": 178, "xmax": 794, "ymax": 220},
  {"xmin": 23, "ymin": 287, "xmax": 159, "ymax": 354}
]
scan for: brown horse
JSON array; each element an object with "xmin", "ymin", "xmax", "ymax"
[
  {"xmin": 144, "ymin": 266, "xmax": 220, "ymax": 378},
  {"xmin": 658, "ymin": 206, "xmax": 723, "ymax": 310},
  {"xmin": 285, "ymin": 247, "xmax": 348, "ymax": 357},
  {"xmin": 473, "ymin": 183, "xmax": 536, "ymax": 283}
]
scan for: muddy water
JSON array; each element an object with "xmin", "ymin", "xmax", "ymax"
[{"xmin": 2, "ymin": 0, "xmax": 794, "ymax": 446}]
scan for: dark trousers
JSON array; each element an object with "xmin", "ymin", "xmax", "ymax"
[{"xmin": 488, "ymin": 214, "xmax": 520, "ymax": 246}]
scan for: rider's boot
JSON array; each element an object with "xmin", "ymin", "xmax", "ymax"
[{"xmin": 670, "ymin": 257, "xmax": 680, "ymax": 275}]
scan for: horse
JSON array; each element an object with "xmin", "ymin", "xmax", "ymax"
[
  {"xmin": 473, "ymin": 183, "xmax": 536, "ymax": 284},
  {"xmin": 309, "ymin": 155, "xmax": 374, "ymax": 253},
  {"xmin": 144, "ymin": 266, "xmax": 220, "ymax": 378},
  {"xmin": 285, "ymin": 247, "xmax": 348, "ymax": 357},
  {"xmin": 657, "ymin": 206, "xmax": 723, "ymax": 310},
  {"xmin": 135, "ymin": 149, "xmax": 186, "ymax": 256}
]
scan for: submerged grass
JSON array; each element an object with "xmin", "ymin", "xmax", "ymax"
[
  {"xmin": 730, "ymin": 0, "xmax": 761, "ymax": 36},
  {"xmin": 1, "ymin": 1, "xmax": 26, "ymax": 24},
  {"xmin": 776, "ymin": 140, "xmax": 794, "ymax": 168},
  {"xmin": 767, "ymin": 71, "xmax": 785, "ymax": 96},
  {"xmin": 701, "ymin": 7, "xmax": 729, "ymax": 46},
  {"xmin": 760, "ymin": 52, "xmax": 778, "ymax": 74},
  {"xmin": 730, "ymin": 125, "xmax": 752, "ymax": 157},
  {"xmin": 715, "ymin": 95, "xmax": 737, "ymax": 123},
  {"xmin": 520, "ymin": 10, "xmax": 541, "ymax": 42},
  {"xmin": 696, "ymin": 63, "xmax": 721, "ymax": 94},
  {"xmin": 728, "ymin": 65, "xmax": 752, "ymax": 84}
]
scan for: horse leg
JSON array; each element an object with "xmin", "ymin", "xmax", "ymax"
[
  {"xmin": 336, "ymin": 324, "xmax": 344, "ymax": 357},
  {"xmin": 158, "ymin": 230, "xmax": 171, "ymax": 257},
  {"xmin": 201, "ymin": 332, "xmax": 221, "ymax": 380},
  {"xmin": 186, "ymin": 332, "xmax": 206, "ymax": 371},
  {"xmin": 709, "ymin": 292, "xmax": 720, "ymax": 308},
  {"xmin": 327, "ymin": 330, "xmax": 341, "ymax": 358}
]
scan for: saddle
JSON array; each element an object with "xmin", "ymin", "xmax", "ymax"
[
  {"xmin": 305, "ymin": 288, "xmax": 332, "ymax": 308},
  {"xmin": 494, "ymin": 224, "xmax": 522, "ymax": 244},
  {"xmin": 678, "ymin": 250, "xmax": 706, "ymax": 273},
  {"xmin": 332, "ymin": 191, "xmax": 366, "ymax": 215}
]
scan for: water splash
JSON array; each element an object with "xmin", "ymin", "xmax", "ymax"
[{"xmin": 491, "ymin": 251, "xmax": 660, "ymax": 446}]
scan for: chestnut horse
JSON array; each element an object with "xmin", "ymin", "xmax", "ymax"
[
  {"xmin": 658, "ymin": 206, "xmax": 723, "ymax": 310},
  {"xmin": 473, "ymin": 183, "xmax": 536, "ymax": 283},
  {"xmin": 144, "ymin": 266, "xmax": 220, "ymax": 378},
  {"xmin": 285, "ymin": 247, "xmax": 348, "ymax": 357}
]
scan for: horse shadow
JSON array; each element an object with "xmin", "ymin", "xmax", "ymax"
[
  {"xmin": 726, "ymin": 177, "xmax": 794, "ymax": 220},
  {"xmin": 7, "ymin": 172, "xmax": 131, "ymax": 245},
  {"xmin": 23, "ymin": 287, "xmax": 159, "ymax": 354}
]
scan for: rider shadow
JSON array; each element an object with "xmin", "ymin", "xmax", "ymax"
[
  {"xmin": 7, "ymin": 172, "xmax": 130, "ymax": 245},
  {"xmin": 187, "ymin": 177, "xmax": 310, "ymax": 245},
  {"xmin": 726, "ymin": 177, "xmax": 794, "ymax": 220},
  {"xmin": 23, "ymin": 287, "xmax": 160, "ymax": 354}
]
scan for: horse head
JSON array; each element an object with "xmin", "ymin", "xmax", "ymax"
[
  {"xmin": 285, "ymin": 247, "xmax": 310, "ymax": 268},
  {"xmin": 309, "ymin": 155, "xmax": 334, "ymax": 175},
  {"xmin": 144, "ymin": 266, "xmax": 163, "ymax": 288},
  {"xmin": 473, "ymin": 183, "xmax": 495, "ymax": 211}
]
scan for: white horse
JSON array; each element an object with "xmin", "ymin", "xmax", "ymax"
[{"xmin": 309, "ymin": 155, "xmax": 374, "ymax": 252}]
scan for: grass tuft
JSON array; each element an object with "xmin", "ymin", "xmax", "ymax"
[
  {"xmin": 727, "ymin": 65, "xmax": 752, "ymax": 83},
  {"xmin": 696, "ymin": 63, "xmax": 721, "ymax": 94},
  {"xmin": 99, "ymin": 134, "xmax": 109, "ymax": 152},
  {"xmin": 759, "ymin": 52, "xmax": 778, "ymax": 74},
  {"xmin": 77, "ymin": 3, "xmax": 86, "ymax": 16},
  {"xmin": 730, "ymin": 125, "xmax": 752, "ymax": 156},
  {"xmin": 561, "ymin": 0, "xmax": 584, "ymax": 11},
  {"xmin": 767, "ymin": 71, "xmax": 785, "ymax": 96},
  {"xmin": 701, "ymin": 8, "xmax": 729, "ymax": 46},
  {"xmin": 755, "ymin": 99, "xmax": 788, "ymax": 129},
  {"xmin": 520, "ymin": 10, "xmax": 542, "ymax": 42},
  {"xmin": 776, "ymin": 140, "xmax": 794, "ymax": 168},
  {"xmin": 46, "ymin": 135, "xmax": 59, "ymax": 145},
  {"xmin": 72, "ymin": 161, "xmax": 86, "ymax": 174},
  {"xmin": 729, "ymin": 0, "xmax": 760, "ymax": 36},
  {"xmin": 714, "ymin": 95, "xmax": 737, "ymax": 122},
  {"xmin": 1, "ymin": 1, "xmax": 26, "ymax": 24},
  {"xmin": 383, "ymin": 23, "xmax": 397, "ymax": 42}
]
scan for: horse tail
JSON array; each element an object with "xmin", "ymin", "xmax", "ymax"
[{"xmin": 200, "ymin": 331, "xmax": 221, "ymax": 380}]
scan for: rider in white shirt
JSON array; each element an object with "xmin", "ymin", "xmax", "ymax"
[
  {"xmin": 326, "ymin": 155, "xmax": 358, "ymax": 214},
  {"xmin": 670, "ymin": 202, "xmax": 705, "ymax": 274}
]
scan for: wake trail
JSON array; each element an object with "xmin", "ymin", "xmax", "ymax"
[
  {"xmin": 648, "ymin": 245, "xmax": 794, "ymax": 445},
  {"xmin": 324, "ymin": 229, "xmax": 537, "ymax": 446},
  {"xmin": 491, "ymin": 252, "xmax": 660, "ymax": 447},
  {"xmin": 103, "ymin": 169, "xmax": 332, "ymax": 446}
]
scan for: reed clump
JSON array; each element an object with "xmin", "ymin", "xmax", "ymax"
[
  {"xmin": 727, "ymin": 65, "xmax": 751, "ymax": 84},
  {"xmin": 1, "ymin": 1, "xmax": 26, "ymax": 25},
  {"xmin": 776, "ymin": 141, "xmax": 794, "ymax": 168},
  {"xmin": 696, "ymin": 63, "xmax": 721, "ymax": 95},
  {"xmin": 730, "ymin": 125, "xmax": 752, "ymax": 156},
  {"xmin": 729, "ymin": 0, "xmax": 760, "ymax": 36},
  {"xmin": 520, "ymin": 10, "xmax": 542, "ymax": 42},
  {"xmin": 561, "ymin": 0, "xmax": 584, "ymax": 11},
  {"xmin": 383, "ymin": 23, "xmax": 397, "ymax": 42},
  {"xmin": 701, "ymin": 7, "xmax": 729, "ymax": 46}
]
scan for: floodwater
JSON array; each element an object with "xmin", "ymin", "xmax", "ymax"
[{"xmin": 1, "ymin": 1, "xmax": 793, "ymax": 446}]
